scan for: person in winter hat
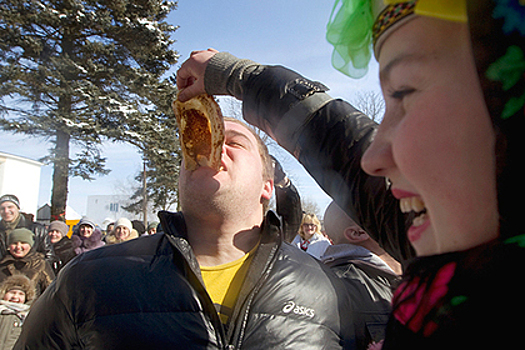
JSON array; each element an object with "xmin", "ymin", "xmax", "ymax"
[
  {"xmin": 72, "ymin": 217, "xmax": 105, "ymax": 254},
  {"xmin": 105, "ymin": 218, "xmax": 139, "ymax": 245},
  {"xmin": 0, "ymin": 275, "xmax": 35, "ymax": 350},
  {"xmin": 0, "ymin": 228, "xmax": 54, "ymax": 298},
  {"xmin": 0, "ymin": 195, "xmax": 55, "ymax": 265},
  {"xmin": 145, "ymin": 221, "xmax": 159, "ymax": 235},
  {"xmin": 0, "ymin": 274, "xmax": 35, "ymax": 304},
  {"xmin": 47, "ymin": 221, "xmax": 78, "ymax": 274},
  {"xmin": 47, "ymin": 221, "xmax": 69, "ymax": 245},
  {"xmin": 6, "ymin": 229, "xmax": 34, "ymax": 249},
  {"xmin": 0, "ymin": 195, "xmax": 20, "ymax": 214}
]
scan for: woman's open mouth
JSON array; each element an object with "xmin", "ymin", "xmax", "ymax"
[
  {"xmin": 399, "ymin": 197, "xmax": 427, "ymax": 226},
  {"xmin": 396, "ymin": 194, "xmax": 430, "ymax": 242}
]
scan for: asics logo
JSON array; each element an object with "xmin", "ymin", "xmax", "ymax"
[{"xmin": 282, "ymin": 301, "xmax": 315, "ymax": 318}]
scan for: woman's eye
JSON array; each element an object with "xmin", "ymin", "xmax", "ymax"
[{"xmin": 389, "ymin": 87, "xmax": 416, "ymax": 100}]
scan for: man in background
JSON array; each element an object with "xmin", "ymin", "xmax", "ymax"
[
  {"xmin": 322, "ymin": 201, "xmax": 401, "ymax": 349},
  {"xmin": 0, "ymin": 195, "xmax": 54, "ymax": 264}
]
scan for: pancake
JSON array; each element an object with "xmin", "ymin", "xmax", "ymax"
[{"xmin": 173, "ymin": 94, "xmax": 225, "ymax": 171}]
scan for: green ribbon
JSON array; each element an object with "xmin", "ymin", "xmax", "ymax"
[{"xmin": 326, "ymin": 0, "xmax": 374, "ymax": 78}]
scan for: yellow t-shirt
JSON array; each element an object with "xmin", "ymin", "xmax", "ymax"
[{"xmin": 200, "ymin": 243, "xmax": 258, "ymax": 325}]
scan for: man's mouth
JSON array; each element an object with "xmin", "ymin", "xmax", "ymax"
[{"xmin": 399, "ymin": 196, "xmax": 428, "ymax": 227}]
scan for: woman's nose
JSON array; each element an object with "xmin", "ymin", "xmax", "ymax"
[{"xmin": 361, "ymin": 128, "xmax": 395, "ymax": 178}]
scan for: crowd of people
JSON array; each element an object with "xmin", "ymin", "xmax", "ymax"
[
  {"xmin": 0, "ymin": 194, "xmax": 166, "ymax": 349},
  {"xmin": 0, "ymin": 186, "xmax": 400, "ymax": 350},
  {"xmin": 2, "ymin": 1, "xmax": 523, "ymax": 349}
]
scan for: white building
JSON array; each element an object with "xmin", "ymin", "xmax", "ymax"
[
  {"xmin": 0, "ymin": 151, "xmax": 43, "ymax": 216},
  {"xmin": 86, "ymin": 195, "xmax": 137, "ymax": 228}
]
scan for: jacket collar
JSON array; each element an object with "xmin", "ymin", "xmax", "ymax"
[
  {"xmin": 157, "ymin": 210, "xmax": 283, "ymax": 276},
  {"xmin": 0, "ymin": 213, "xmax": 26, "ymax": 232},
  {"xmin": 322, "ymin": 243, "xmax": 397, "ymax": 274},
  {"xmin": 0, "ymin": 248, "xmax": 38, "ymax": 265},
  {"xmin": 157, "ymin": 211, "xmax": 187, "ymax": 238},
  {"xmin": 157, "ymin": 210, "xmax": 282, "ymax": 245},
  {"xmin": 157, "ymin": 210, "xmax": 283, "ymax": 345}
]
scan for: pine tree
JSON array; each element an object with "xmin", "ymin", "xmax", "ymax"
[
  {"xmin": 0, "ymin": 0, "xmax": 179, "ymax": 221},
  {"xmin": 119, "ymin": 76, "xmax": 181, "ymax": 218}
]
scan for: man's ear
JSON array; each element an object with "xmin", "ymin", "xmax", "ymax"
[
  {"xmin": 343, "ymin": 226, "xmax": 369, "ymax": 243},
  {"xmin": 261, "ymin": 179, "xmax": 274, "ymax": 201}
]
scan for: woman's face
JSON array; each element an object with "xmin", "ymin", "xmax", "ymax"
[
  {"xmin": 79, "ymin": 224, "xmax": 93, "ymax": 238},
  {"xmin": 3, "ymin": 289, "xmax": 25, "ymax": 304},
  {"xmin": 302, "ymin": 222, "xmax": 317, "ymax": 240},
  {"xmin": 115, "ymin": 226, "xmax": 130, "ymax": 240},
  {"xmin": 48, "ymin": 229, "xmax": 63, "ymax": 244},
  {"xmin": 361, "ymin": 17, "xmax": 499, "ymax": 256},
  {"xmin": 9, "ymin": 242, "xmax": 31, "ymax": 259}
]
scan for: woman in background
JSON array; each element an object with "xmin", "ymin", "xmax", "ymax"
[{"xmin": 292, "ymin": 213, "xmax": 331, "ymax": 259}]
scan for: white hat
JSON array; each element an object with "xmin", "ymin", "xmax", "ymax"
[{"xmin": 115, "ymin": 218, "xmax": 133, "ymax": 231}]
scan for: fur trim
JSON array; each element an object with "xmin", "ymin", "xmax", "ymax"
[
  {"xmin": 74, "ymin": 228, "xmax": 105, "ymax": 254},
  {"xmin": 0, "ymin": 274, "xmax": 36, "ymax": 302},
  {"xmin": 106, "ymin": 229, "xmax": 139, "ymax": 245}
]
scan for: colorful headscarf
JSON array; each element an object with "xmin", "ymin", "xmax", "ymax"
[
  {"xmin": 326, "ymin": 0, "xmax": 466, "ymax": 78},
  {"xmin": 468, "ymin": 0, "xmax": 525, "ymax": 240}
]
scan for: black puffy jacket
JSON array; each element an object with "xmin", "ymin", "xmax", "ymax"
[{"xmin": 15, "ymin": 211, "xmax": 355, "ymax": 349}]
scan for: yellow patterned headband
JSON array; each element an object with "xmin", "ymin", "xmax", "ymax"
[
  {"xmin": 374, "ymin": 0, "xmax": 467, "ymax": 56},
  {"xmin": 383, "ymin": 0, "xmax": 466, "ymax": 21}
]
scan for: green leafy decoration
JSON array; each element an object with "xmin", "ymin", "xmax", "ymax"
[
  {"xmin": 486, "ymin": 45, "xmax": 525, "ymax": 91},
  {"xmin": 504, "ymin": 234, "xmax": 525, "ymax": 248},
  {"xmin": 486, "ymin": 45, "xmax": 525, "ymax": 119}
]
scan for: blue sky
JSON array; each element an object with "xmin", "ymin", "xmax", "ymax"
[{"xmin": 0, "ymin": 0, "xmax": 380, "ymax": 218}]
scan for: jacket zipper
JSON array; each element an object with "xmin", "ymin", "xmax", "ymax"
[
  {"xmin": 165, "ymin": 234, "xmax": 228, "ymax": 348},
  {"xmin": 160, "ymin": 210, "xmax": 283, "ymax": 350},
  {"xmin": 233, "ymin": 243, "xmax": 278, "ymax": 349}
]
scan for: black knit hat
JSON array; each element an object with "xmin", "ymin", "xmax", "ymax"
[{"xmin": 0, "ymin": 194, "xmax": 20, "ymax": 209}]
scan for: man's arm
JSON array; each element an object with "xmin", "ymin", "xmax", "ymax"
[{"xmin": 177, "ymin": 51, "xmax": 414, "ymax": 263}]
